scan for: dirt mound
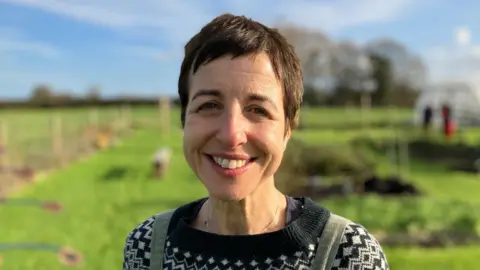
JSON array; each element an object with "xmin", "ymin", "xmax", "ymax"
[
  {"xmin": 276, "ymin": 138, "xmax": 375, "ymax": 194},
  {"xmin": 409, "ymin": 139, "xmax": 480, "ymax": 173},
  {"xmin": 295, "ymin": 174, "xmax": 421, "ymax": 199},
  {"xmin": 353, "ymin": 137, "xmax": 480, "ymax": 174},
  {"xmin": 0, "ymin": 167, "xmax": 35, "ymax": 196},
  {"xmin": 363, "ymin": 175, "xmax": 420, "ymax": 196}
]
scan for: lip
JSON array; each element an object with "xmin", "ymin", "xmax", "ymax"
[{"xmin": 206, "ymin": 152, "xmax": 253, "ymax": 160}]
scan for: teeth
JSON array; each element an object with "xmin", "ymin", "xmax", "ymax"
[{"xmin": 212, "ymin": 156, "xmax": 248, "ymax": 169}]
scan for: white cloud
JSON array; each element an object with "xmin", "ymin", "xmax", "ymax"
[
  {"xmin": 0, "ymin": 0, "xmax": 430, "ymax": 97},
  {"xmin": 0, "ymin": 39, "xmax": 60, "ymax": 58},
  {"xmin": 268, "ymin": 0, "xmax": 418, "ymax": 32},
  {"xmin": 0, "ymin": 27, "xmax": 64, "ymax": 97},
  {"xmin": 0, "ymin": 0, "xmax": 213, "ymax": 45},
  {"xmin": 424, "ymin": 26, "xmax": 480, "ymax": 83},
  {"xmin": 2, "ymin": 0, "xmax": 416, "ymax": 31},
  {"xmin": 0, "ymin": 0, "xmax": 421, "ymax": 51},
  {"xmin": 0, "ymin": 26, "xmax": 61, "ymax": 58},
  {"xmin": 119, "ymin": 45, "xmax": 182, "ymax": 61},
  {"xmin": 0, "ymin": 62, "xmax": 83, "ymax": 98}
]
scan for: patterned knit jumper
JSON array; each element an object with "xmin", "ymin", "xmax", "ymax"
[{"xmin": 123, "ymin": 197, "xmax": 389, "ymax": 269}]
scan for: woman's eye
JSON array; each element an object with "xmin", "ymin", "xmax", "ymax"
[
  {"xmin": 198, "ymin": 102, "xmax": 219, "ymax": 111},
  {"xmin": 251, "ymin": 107, "xmax": 268, "ymax": 116}
]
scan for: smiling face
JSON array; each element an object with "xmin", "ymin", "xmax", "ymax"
[{"xmin": 183, "ymin": 53, "xmax": 290, "ymax": 201}]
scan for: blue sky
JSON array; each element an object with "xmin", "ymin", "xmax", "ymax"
[{"xmin": 1, "ymin": 0, "xmax": 480, "ymax": 99}]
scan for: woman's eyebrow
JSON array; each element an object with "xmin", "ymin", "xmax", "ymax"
[
  {"xmin": 191, "ymin": 89, "xmax": 221, "ymax": 101},
  {"xmin": 247, "ymin": 94, "xmax": 278, "ymax": 112}
]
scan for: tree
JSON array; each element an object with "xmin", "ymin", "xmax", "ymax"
[
  {"xmin": 277, "ymin": 25, "xmax": 335, "ymax": 95},
  {"xmin": 329, "ymin": 42, "xmax": 374, "ymax": 105},
  {"xmin": 302, "ymin": 84, "xmax": 328, "ymax": 106},
  {"xmin": 85, "ymin": 85, "xmax": 101, "ymax": 104},
  {"xmin": 29, "ymin": 84, "xmax": 54, "ymax": 106},
  {"xmin": 369, "ymin": 53, "xmax": 393, "ymax": 106},
  {"xmin": 276, "ymin": 24, "xmax": 427, "ymax": 107},
  {"xmin": 52, "ymin": 91, "xmax": 74, "ymax": 106},
  {"xmin": 364, "ymin": 38, "xmax": 427, "ymax": 91},
  {"xmin": 277, "ymin": 25, "xmax": 332, "ymax": 75}
]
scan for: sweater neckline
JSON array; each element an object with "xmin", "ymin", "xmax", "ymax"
[{"xmin": 166, "ymin": 197, "xmax": 330, "ymax": 258}]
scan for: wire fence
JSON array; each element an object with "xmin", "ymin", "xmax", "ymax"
[{"xmin": 0, "ymin": 106, "xmax": 142, "ymax": 196}]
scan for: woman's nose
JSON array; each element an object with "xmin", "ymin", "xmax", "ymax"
[{"xmin": 215, "ymin": 110, "xmax": 248, "ymax": 148}]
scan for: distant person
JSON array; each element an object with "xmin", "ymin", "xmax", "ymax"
[
  {"xmin": 441, "ymin": 103, "xmax": 455, "ymax": 140},
  {"xmin": 422, "ymin": 105, "xmax": 433, "ymax": 133},
  {"xmin": 152, "ymin": 147, "xmax": 172, "ymax": 178},
  {"xmin": 123, "ymin": 14, "xmax": 389, "ymax": 270}
]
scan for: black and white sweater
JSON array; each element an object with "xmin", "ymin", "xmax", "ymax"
[{"xmin": 123, "ymin": 197, "xmax": 389, "ymax": 270}]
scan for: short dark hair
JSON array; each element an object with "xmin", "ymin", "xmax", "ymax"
[{"xmin": 178, "ymin": 13, "xmax": 303, "ymax": 131}]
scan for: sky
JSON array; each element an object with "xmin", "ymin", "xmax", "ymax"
[{"xmin": 1, "ymin": 0, "xmax": 480, "ymax": 99}]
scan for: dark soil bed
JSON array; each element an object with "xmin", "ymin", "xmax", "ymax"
[{"xmin": 294, "ymin": 175, "xmax": 421, "ymax": 199}]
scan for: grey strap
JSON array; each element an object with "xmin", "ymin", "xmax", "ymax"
[
  {"xmin": 150, "ymin": 210, "xmax": 175, "ymax": 270},
  {"xmin": 311, "ymin": 214, "xmax": 350, "ymax": 269}
]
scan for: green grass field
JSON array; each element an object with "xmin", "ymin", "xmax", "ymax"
[{"xmin": 0, "ymin": 107, "xmax": 479, "ymax": 269}]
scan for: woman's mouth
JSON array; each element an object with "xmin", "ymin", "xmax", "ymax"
[{"xmin": 205, "ymin": 154, "xmax": 256, "ymax": 177}]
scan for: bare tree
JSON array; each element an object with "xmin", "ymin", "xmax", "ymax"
[
  {"xmin": 275, "ymin": 24, "xmax": 423, "ymax": 107},
  {"xmin": 86, "ymin": 85, "xmax": 102, "ymax": 103},
  {"xmin": 276, "ymin": 25, "xmax": 334, "ymax": 90},
  {"xmin": 331, "ymin": 41, "xmax": 374, "ymax": 91},
  {"xmin": 364, "ymin": 38, "xmax": 427, "ymax": 90},
  {"xmin": 30, "ymin": 84, "xmax": 54, "ymax": 106}
]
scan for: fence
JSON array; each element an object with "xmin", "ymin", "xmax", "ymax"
[{"xmin": 0, "ymin": 106, "xmax": 137, "ymax": 196}]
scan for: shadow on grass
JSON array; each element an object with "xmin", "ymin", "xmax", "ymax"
[{"xmin": 101, "ymin": 166, "xmax": 133, "ymax": 181}]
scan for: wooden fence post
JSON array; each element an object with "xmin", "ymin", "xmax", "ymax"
[
  {"xmin": 0, "ymin": 120, "xmax": 9, "ymax": 168},
  {"xmin": 159, "ymin": 97, "xmax": 171, "ymax": 135},
  {"xmin": 360, "ymin": 92, "xmax": 371, "ymax": 130},
  {"xmin": 51, "ymin": 115, "xmax": 64, "ymax": 165},
  {"xmin": 122, "ymin": 104, "xmax": 132, "ymax": 129},
  {"xmin": 387, "ymin": 106, "xmax": 397, "ymax": 175},
  {"xmin": 89, "ymin": 108, "xmax": 99, "ymax": 126}
]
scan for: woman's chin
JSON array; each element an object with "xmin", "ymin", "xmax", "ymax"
[
  {"xmin": 199, "ymin": 167, "xmax": 262, "ymax": 201},
  {"xmin": 205, "ymin": 184, "xmax": 252, "ymax": 202}
]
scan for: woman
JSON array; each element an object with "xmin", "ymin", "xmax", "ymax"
[{"xmin": 123, "ymin": 14, "xmax": 389, "ymax": 270}]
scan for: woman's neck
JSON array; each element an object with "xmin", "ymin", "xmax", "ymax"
[{"xmin": 198, "ymin": 181, "xmax": 287, "ymax": 235}]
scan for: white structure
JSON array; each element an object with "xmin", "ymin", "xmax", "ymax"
[{"xmin": 414, "ymin": 80, "xmax": 480, "ymax": 128}]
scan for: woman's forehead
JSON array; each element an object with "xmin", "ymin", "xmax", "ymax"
[
  {"xmin": 193, "ymin": 54, "xmax": 277, "ymax": 80},
  {"xmin": 190, "ymin": 54, "xmax": 282, "ymax": 96}
]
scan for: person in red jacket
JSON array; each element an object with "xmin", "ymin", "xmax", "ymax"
[{"xmin": 441, "ymin": 103, "xmax": 455, "ymax": 140}]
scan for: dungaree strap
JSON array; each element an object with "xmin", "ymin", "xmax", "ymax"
[
  {"xmin": 150, "ymin": 210, "xmax": 174, "ymax": 270},
  {"xmin": 311, "ymin": 214, "xmax": 349, "ymax": 269}
]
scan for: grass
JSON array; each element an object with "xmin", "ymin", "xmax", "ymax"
[
  {"xmin": 0, "ymin": 106, "xmax": 479, "ymax": 269},
  {"xmin": 385, "ymin": 246, "xmax": 480, "ymax": 270},
  {"xmin": 1, "ymin": 126, "xmax": 201, "ymax": 270}
]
